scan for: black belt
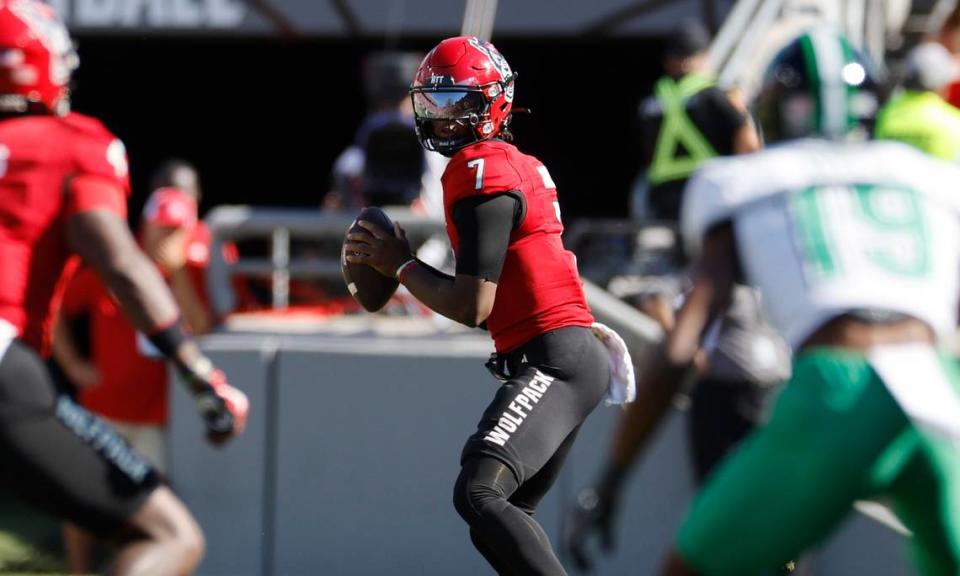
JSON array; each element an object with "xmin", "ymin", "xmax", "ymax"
[{"xmin": 485, "ymin": 351, "xmax": 524, "ymax": 381}]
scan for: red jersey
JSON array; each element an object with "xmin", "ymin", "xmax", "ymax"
[
  {"xmin": 60, "ymin": 267, "xmax": 168, "ymax": 424},
  {"xmin": 442, "ymin": 140, "xmax": 593, "ymax": 352},
  {"xmin": 0, "ymin": 112, "xmax": 129, "ymax": 355}
]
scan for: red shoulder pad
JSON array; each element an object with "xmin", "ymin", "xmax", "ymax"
[
  {"xmin": 442, "ymin": 141, "xmax": 522, "ymax": 204},
  {"xmin": 62, "ymin": 112, "xmax": 131, "ymax": 196},
  {"xmin": 61, "ymin": 112, "xmax": 115, "ymax": 140}
]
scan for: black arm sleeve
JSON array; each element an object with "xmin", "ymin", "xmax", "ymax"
[{"xmin": 452, "ymin": 192, "xmax": 520, "ymax": 282}]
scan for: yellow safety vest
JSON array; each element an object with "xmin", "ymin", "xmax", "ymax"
[
  {"xmin": 648, "ymin": 73, "xmax": 719, "ymax": 185},
  {"xmin": 875, "ymin": 90, "xmax": 960, "ymax": 163}
]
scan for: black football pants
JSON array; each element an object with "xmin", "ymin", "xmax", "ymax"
[{"xmin": 456, "ymin": 326, "xmax": 610, "ymax": 575}]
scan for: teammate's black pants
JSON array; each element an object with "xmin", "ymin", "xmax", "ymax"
[
  {"xmin": 456, "ymin": 326, "xmax": 610, "ymax": 575},
  {"xmin": 0, "ymin": 340, "xmax": 158, "ymax": 537}
]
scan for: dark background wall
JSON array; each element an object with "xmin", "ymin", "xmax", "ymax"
[{"xmin": 69, "ymin": 35, "xmax": 663, "ymax": 223}]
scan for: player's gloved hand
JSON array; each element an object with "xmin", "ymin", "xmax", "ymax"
[
  {"xmin": 562, "ymin": 470, "xmax": 623, "ymax": 573},
  {"xmin": 181, "ymin": 357, "xmax": 249, "ymax": 445},
  {"xmin": 485, "ymin": 353, "xmax": 511, "ymax": 381}
]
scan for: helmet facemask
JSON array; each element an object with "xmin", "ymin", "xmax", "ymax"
[
  {"xmin": 411, "ymin": 80, "xmax": 513, "ymax": 156},
  {"xmin": 409, "ymin": 36, "xmax": 516, "ymax": 156}
]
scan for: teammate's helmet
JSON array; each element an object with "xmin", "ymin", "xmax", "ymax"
[
  {"xmin": 0, "ymin": 0, "xmax": 77, "ymax": 116},
  {"xmin": 409, "ymin": 36, "xmax": 516, "ymax": 156},
  {"xmin": 755, "ymin": 29, "xmax": 878, "ymax": 144}
]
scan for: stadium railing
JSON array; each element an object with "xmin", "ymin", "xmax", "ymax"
[
  {"xmin": 203, "ymin": 206, "xmax": 667, "ymax": 368},
  {"xmin": 203, "ymin": 205, "xmax": 446, "ymax": 316}
]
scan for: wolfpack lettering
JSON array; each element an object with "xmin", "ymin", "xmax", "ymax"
[
  {"xmin": 484, "ymin": 370, "xmax": 555, "ymax": 447},
  {"xmin": 55, "ymin": 397, "xmax": 150, "ymax": 482}
]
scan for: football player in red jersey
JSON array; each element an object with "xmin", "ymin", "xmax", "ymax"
[
  {"xmin": 346, "ymin": 36, "xmax": 612, "ymax": 575},
  {"xmin": 0, "ymin": 1, "xmax": 248, "ymax": 574}
]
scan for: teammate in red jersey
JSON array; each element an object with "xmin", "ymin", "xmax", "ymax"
[
  {"xmin": 0, "ymin": 1, "xmax": 248, "ymax": 574},
  {"xmin": 346, "ymin": 36, "xmax": 612, "ymax": 575},
  {"xmin": 55, "ymin": 180, "xmax": 216, "ymax": 574}
]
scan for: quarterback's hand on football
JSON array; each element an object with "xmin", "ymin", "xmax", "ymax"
[
  {"xmin": 563, "ymin": 484, "xmax": 620, "ymax": 573},
  {"xmin": 181, "ymin": 358, "xmax": 249, "ymax": 445},
  {"xmin": 344, "ymin": 220, "xmax": 412, "ymax": 278}
]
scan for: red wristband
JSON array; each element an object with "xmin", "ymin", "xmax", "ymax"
[{"xmin": 396, "ymin": 258, "xmax": 417, "ymax": 283}]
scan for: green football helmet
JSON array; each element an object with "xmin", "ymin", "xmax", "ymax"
[{"xmin": 755, "ymin": 29, "xmax": 879, "ymax": 144}]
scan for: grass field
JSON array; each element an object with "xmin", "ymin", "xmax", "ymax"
[{"xmin": 0, "ymin": 492, "xmax": 68, "ymax": 575}]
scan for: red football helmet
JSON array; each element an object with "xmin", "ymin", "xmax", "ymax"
[
  {"xmin": 409, "ymin": 36, "xmax": 516, "ymax": 156},
  {"xmin": 0, "ymin": 0, "xmax": 77, "ymax": 116}
]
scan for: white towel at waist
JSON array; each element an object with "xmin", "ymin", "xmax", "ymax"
[
  {"xmin": 591, "ymin": 322, "xmax": 636, "ymax": 405},
  {"xmin": 0, "ymin": 318, "xmax": 17, "ymax": 364}
]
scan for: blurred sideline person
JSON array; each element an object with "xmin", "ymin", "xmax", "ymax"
[
  {"xmin": 630, "ymin": 19, "xmax": 760, "ymax": 330},
  {"xmin": 0, "ymin": 2, "xmax": 248, "ymax": 575},
  {"xmin": 875, "ymin": 41, "xmax": 960, "ymax": 162},
  {"xmin": 56, "ymin": 178, "xmax": 213, "ymax": 574},
  {"xmin": 150, "ymin": 158, "xmax": 202, "ymax": 200},
  {"xmin": 345, "ymin": 36, "xmax": 627, "ymax": 575},
  {"xmin": 142, "ymin": 161, "xmax": 214, "ymax": 333},
  {"xmin": 324, "ymin": 50, "xmax": 446, "ymax": 220},
  {"xmin": 595, "ymin": 30, "xmax": 960, "ymax": 576},
  {"xmin": 633, "ymin": 19, "xmax": 759, "ymax": 225}
]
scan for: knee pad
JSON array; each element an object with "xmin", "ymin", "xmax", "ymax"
[{"xmin": 453, "ymin": 457, "xmax": 518, "ymax": 525}]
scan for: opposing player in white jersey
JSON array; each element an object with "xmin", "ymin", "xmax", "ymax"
[{"xmin": 594, "ymin": 29, "xmax": 960, "ymax": 576}]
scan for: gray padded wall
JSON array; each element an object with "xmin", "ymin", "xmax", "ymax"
[
  {"xmin": 272, "ymin": 348, "xmax": 495, "ymax": 575},
  {"xmin": 170, "ymin": 333, "xmax": 913, "ymax": 575},
  {"xmin": 170, "ymin": 341, "xmax": 274, "ymax": 576}
]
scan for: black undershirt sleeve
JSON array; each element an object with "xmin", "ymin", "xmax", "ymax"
[{"xmin": 452, "ymin": 192, "xmax": 520, "ymax": 282}]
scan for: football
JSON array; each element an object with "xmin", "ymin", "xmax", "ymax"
[{"xmin": 342, "ymin": 206, "xmax": 400, "ymax": 312}]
